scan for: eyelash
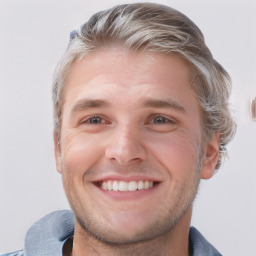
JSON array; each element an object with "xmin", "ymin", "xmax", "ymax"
[
  {"xmin": 80, "ymin": 115, "xmax": 109, "ymax": 125},
  {"xmin": 149, "ymin": 115, "xmax": 177, "ymax": 125}
]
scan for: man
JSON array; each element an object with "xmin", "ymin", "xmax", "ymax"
[{"xmin": 3, "ymin": 3, "xmax": 236, "ymax": 256}]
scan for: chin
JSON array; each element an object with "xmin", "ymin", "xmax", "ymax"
[{"xmin": 75, "ymin": 207, "xmax": 181, "ymax": 246}]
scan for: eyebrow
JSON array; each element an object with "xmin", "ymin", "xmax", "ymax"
[
  {"xmin": 71, "ymin": 99, "xmax": 110, "ymax": 114},
  {"xmin": 141, "ymin": 99, "xmax": 187, "ymax": 113},
  {"xmin": 71, "ymin": 98, "xmax": 186, "ymax": 115}
]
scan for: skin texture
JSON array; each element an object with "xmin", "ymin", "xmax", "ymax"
[{"xmin": 54, "ymin": 47, "xmax": 219, "ymax": 256}]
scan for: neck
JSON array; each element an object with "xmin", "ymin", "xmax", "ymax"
[{"xmin": 70, "ymin": 208, "xmax": 192, "ymax": 256}]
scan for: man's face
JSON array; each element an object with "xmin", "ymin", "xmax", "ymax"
[{"xmin": 55, "ymin": 47, "xmax": 218, "ymax": 244}]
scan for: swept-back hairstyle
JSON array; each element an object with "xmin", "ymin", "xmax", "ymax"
[{"xmin": 52, "ymin": 3, "xmax": 236, "ymax": 170}]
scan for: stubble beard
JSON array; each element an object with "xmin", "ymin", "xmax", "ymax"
[{"xmin": 70, "ymin": 155, "xmax": 202, "ymax": 248}]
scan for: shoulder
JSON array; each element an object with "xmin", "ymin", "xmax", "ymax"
[
  {"xmin": 189, "ymin": 227, "xmax": 222, "ymax": 256},
  {"xmin": 0, "ymin": 251, "xmax": 24, "ymax": 256},
  {"xmin": 1, "ymin": 210, "xmax": 74, "ymax": 256}
]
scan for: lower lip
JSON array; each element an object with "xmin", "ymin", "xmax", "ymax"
[{"xmin": 94, "ymin": 183, "xmax": 160, "ymax": 201}]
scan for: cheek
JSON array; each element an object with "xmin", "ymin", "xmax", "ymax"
[
  {"xmin": 60, "ymin": 131, "xmax": 104, "ymax": 175},
  {"xmin": 147, "ymin": 130, "xmax": 201, "ymax": 175}
]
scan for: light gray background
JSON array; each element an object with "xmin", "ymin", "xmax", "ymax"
[{"xmin": 0, "ymin": 0, "xmax": 256, "ymax": 255}]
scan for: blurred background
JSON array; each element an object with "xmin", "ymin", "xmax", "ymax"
[{"xmin": 0, "ymin": 0, "xmax": 255, "ymax": 255}]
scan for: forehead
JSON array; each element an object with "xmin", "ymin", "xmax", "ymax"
[
  {"xmin": 65, "ymin": 47, "xmax": 193, "ymax": 92},
  {"xmin": 62, "ymin": 47, "xmax": 197, "ymax": 113}
]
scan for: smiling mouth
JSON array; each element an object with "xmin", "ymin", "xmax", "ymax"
[{"xmin": 96, "ymin": 180, "xmax": 158, "ymax": 192}]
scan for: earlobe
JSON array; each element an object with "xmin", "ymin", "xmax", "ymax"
[
  {"xmin": 201, "ymin": 133, "xmax": 220, "ymax": 180},
  {"xmin": 54, "ymin": 131, "xmax": 62, "ymax": 174}
]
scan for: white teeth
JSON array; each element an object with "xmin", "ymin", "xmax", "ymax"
[
  {"xmin": 102, "ymin": 182, "xmax": 108, "ymax": 190},
  {"xmin": 138, "ymin": 181, "xmax": 144, "ymax": 190},
  {"xmin": 107, "ymin": 180, "xmax": 112, "ymax": 191},
  {"xmin": 101, "ymin": 180, "xmax": 154, "ymax": 192},
  {"xmin": 119, "ymin": 181, "xmax": 128, "ymax": 191},
  {"xmin": 144, "ymin": 181, "xmax": 149, "ymax": 189},
  {"xmin": 128, "ymin": 181, "xmax": 137, "ymax": 191},
  {"xmin": 113, "ymin": 181, "xmax": 118, "ymax": 191}
]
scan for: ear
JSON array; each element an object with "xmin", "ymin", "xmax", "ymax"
[
  {"xmin": 54, "ymin": 131, "xmax": 62, "ymax": 174},
  {"xmin": 201, "ymin": 132, "xmax": 220, "ymax": 180}
]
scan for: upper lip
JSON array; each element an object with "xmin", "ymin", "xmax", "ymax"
[{"xmin": 92, "ymin": 174, "xmax": 161, "ymax": 183}]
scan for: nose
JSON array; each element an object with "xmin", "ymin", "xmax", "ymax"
[{"xmin": 105, "ymin": 125, "xmax": 146, "ymax": 165}]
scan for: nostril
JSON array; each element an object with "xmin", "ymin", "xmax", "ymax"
[
  {"xmin": 107, "ymin": 152, "xmax": 144, "ymax": 165},
  {"xmin": 105, "ymin": 133, "xmax": 146, "ymax": 164}
]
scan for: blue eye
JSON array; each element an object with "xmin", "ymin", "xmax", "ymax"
[
  {"xmin": 79, "ymin": 115, "xmax": 110, "ymax": 132},
  {"xmin": 88, "ymin": 116, "xmax": 103, "ymax": 124},
  {"xmin": 147, "ymin": 115, "xmax": 177, "ymax": 132},
  {"xmin": 80, "ymin": 115, "xmax": 110, "ymax": 127},
  {"xmin": 153, "ymin": 116, "xmax": 169, "ymax": 124}
]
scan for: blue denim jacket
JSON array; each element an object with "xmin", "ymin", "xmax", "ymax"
[{"xmin": 1, "ymin": 210, "xmax": 222, "ymax": 256}]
